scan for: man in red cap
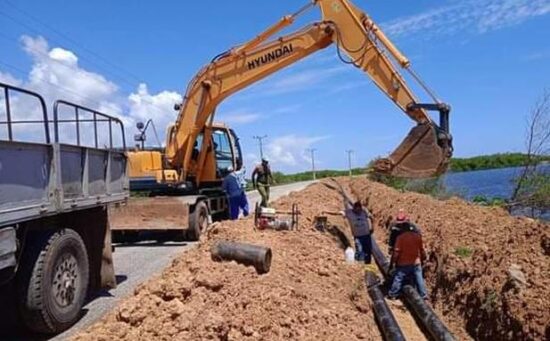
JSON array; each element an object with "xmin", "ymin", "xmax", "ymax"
[
  {"xmin": 388, "ymin": 222, "xmax": 428, "ymax": 300},
  {"xmin": 388, "ymin": 209, "xmax": 421, "ymax": 255}
]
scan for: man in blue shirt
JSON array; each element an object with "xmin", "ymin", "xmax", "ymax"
[{"xmin": 222, "ymin": 166, "xmax": 249, "ymax": 220}]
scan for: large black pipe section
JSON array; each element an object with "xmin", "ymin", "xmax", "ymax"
[
  {"xmin": 371, "ymin": 241, "xmax": 455, "ymax": 341},
  {"xmin": 211, "ymin": 241, "xmax": 272, "ymax": 274},
  {"xmin": 366, "ymin": 271, "xmax": 406, "ymax": 341},
  {"xmin": 327, "ymin": 224, "xmax": 405, "ymax": 341}
]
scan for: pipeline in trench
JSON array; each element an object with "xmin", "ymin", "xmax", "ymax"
[{"xmin": 325, "ymin": 179, "xmax": 456, "ymax": 341}]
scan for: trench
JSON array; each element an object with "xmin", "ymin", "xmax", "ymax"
[{"xmin": 325, "ymin": 179, "xmax": 455, "ymax": 341}]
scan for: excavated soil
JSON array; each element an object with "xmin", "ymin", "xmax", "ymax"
[
  {"xmin": 76, "ymin": 177, "xmax": 549, "ymax": 341},
  {"xmin": 75, "ymin": 183, "xmax": 383, "ymax": 341},
  {"xmin": 342, "ymin": 177, "xmax": 550, "ymax": 341}
]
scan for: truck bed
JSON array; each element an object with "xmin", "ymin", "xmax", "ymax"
[
  {"xmin": 0, "ymin": 140, "xmax": 128, "ymax": 226},
  {"xmin": 0, "ymin": 82, "xmax": 128, "ymax": 227}
]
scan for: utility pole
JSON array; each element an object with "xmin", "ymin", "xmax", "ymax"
[
  {"xmin": 306, "ymin": 148, "xmax": 317, "ymax": 180},
  {"xmin": 253, "ymin": 135, "xmax": 267, "ymax": 159},
  {"xmin": 346, "ymin": 149, "xmax": 354, "ymax": 177}
]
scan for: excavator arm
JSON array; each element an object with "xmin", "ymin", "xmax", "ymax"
[{"xmin": 166, "ymin": 0, "xmax": 453, "ymax": 184}]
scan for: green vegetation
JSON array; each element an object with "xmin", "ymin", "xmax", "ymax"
[
  {"xmin": 450, "ymin": 153, "xmax": 550, "ymax": 172},
  {"xmin": 472, "ymin": 195, "xmax": 506, "ymax": 207},
  {"xmin": 454, "ymin": 246, "xmax": 473, "ymax": 258},
  {"xmin": 270, "ymin": 168, "xmax": 366, "ymax": 185},
  {"xmin": 512, "ymin": 172, "xmax": 550, "ymax": 216}
]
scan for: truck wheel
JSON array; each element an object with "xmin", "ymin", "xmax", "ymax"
[
  {"xmin": 18, "ymin": 229, "xmax": 89, "ymax": 334},
  {"xmin": 188, "ymin": 201, "xmax": 209, "ymax": 241}
]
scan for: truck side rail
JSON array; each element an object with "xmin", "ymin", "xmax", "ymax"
[
  {"xmin": 0, "ymin": 81, "xmax": 50, "ymax": 143},
  {"xmin": 0, "ymin": 82, "xmax": 129, "ymax": 227},
  {"xmin": 53, "ymin": 100, "xmax": 126, "ymax": 149}
]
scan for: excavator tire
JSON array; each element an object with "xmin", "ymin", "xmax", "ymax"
[{"xmin": 187, "ymin": 201, "xmax": 209, "ymax": 241}]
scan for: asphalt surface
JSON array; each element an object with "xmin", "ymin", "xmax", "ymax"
[{"xmin": 35, "ymin": 180, "xmax": 313, "ymax": 340}]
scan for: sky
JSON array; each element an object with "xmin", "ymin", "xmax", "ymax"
[{"xmin": 0, "ymin": 0, "xmax": 549, "ymax": 174}]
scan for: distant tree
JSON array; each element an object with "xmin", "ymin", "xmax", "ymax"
[{"xmin": 510, "ymin": 89, "xmax": 550, "ymax": 217}]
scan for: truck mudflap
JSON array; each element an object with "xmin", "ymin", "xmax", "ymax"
[
  {"xmin": 0, "ymin": 227, "xmax": 17, "ymax": 271},
  {"xmin": 100, "ymin": 222, "xmax": 116, "ymax": 289}
]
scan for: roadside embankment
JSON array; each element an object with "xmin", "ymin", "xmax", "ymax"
[{"xmin": 344, "ymin": 177, "xmax": 549, "ymax": 340}]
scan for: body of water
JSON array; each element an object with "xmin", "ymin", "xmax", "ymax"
[{"xmin": 443, "ymin": 164, "xmax": 549, "ymax": 219}]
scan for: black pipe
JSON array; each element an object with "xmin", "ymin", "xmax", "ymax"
[
  {"xmin": 366, "ymin": 271, "xmax": 406, "ymax": 341},
  {"xmin": 371, "ymin": 240, "xmax": 455, "ymax": 341},
  {"xmin": 210, "ymin": 241, "xmax": 272, "ymax": 274}
]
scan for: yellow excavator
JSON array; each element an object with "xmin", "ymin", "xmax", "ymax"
[{"xmin": 110, "ymin": 0, "xmax": 453, "ymax": 240}]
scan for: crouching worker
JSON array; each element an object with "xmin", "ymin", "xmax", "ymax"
[
  {"xmin": 388, "ymin": 223, "xmax": 428, "ymax": 300},
  {"xmin": 388, "ymin": 209, "xmax": 421, "ymax": 254},
  {"xmin": 344, "ymin": 201, "xmax": 374, "ymax": 264},
  {"xmin": 222, "ymin": 166, "xmax": 249, "ymax": 220}
]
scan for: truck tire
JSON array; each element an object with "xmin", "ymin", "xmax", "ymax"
[
  {"xmin": 17, "ymin": 228, "xmax": 89, "ymax": 334},
  {"xmin": 187, "ymin": 201, "xmax": 209, "ymax": 241}
]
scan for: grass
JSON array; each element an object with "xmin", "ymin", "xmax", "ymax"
[{"xmin": 454, "ymin": 246, "xmax": 474, "ymax": 258}]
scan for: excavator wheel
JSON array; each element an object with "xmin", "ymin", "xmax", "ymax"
[{"xmin": 187, "ymin": 201, "xmax": 209, "ymax": 241}]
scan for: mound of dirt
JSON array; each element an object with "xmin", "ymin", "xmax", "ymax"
[
  {"xmin": 344, "ymin": 177, "xmax": 549, "ymax": 340},
  {"xmin": 75, "ymin": 183, "xmax": 381, "ymax": 341}
]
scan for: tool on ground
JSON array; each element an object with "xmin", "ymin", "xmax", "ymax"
[
  {"xmin": 210, "ymin": 241, "xmax": 272, "ymax": 274},
  {"xmin": 254, "ymin": 203, "xmax": 300, "ymax": 230}
]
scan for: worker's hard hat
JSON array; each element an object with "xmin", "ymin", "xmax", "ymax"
[
  {"xmin": 227, "ymin": 166, "xmax": 234, "ymax": 172},
  {"xmin": 261, "ymin": 156, "xmax": 269, "ymax": 162}
]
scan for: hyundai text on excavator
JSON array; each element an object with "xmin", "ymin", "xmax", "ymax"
[{"xmin": 110, "ymin": 0, "xmax": 453, "ymax": 240}]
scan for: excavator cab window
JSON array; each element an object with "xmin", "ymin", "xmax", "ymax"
[
  {"xmin": 212, "ymin": 129, "xmax": 233, "ymax": 175},
  {"xmin": 229, "ymin": 128, "xmax": 243, "ymax": 171}
]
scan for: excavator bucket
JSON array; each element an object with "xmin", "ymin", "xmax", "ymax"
[
  {"xmin": 109, "ymin": 197, "xmax": 189, "ymax": 231},
  {"xmin": 373, "ymin": 123, "xmax": 452, "ymax": 178}
]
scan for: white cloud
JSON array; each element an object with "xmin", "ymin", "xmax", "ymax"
[
  {"xmin": 0, "ymin": 35, "xmax": 181, "ymax": 147},
  {"xmin": 127, "ymin": 83, "xmax": 181, "ymax": 138},
  {"xmin": 265, "ymin": 134, "xmax": 329, "ymax": 168},
  {"xmin": 0, "ymin": 71, "xmax": 22, "ymax": 86},
  {"xmin": 266, "ymin": 65, "xmax": 348, "ymax": 95},
  {"xmin": 521, "ymin": 50, "xmax": 550, "ymax": 62},
  {"xmin": 382, "ymin": 0, "xmax": 550, "ymax": 39},
  {"xmin": 218, "ymin": 110, "xmax": 261, "ymax": 124}
]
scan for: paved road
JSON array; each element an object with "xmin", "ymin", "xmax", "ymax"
[{"xmin": 45, "ymin": 180, "xmax": 314, "ymax": 340}]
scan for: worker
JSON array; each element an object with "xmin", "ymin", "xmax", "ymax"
[
  {"xmin": 251, "ymin": 157, "xmax": 274, "ymax": 207},
  {"xmin": 222, "ymin": 166, "xmax": 249, "ymax": 220},
  {"xmin": 388, "ymin": 223, "xmax": 428, "ymax": 300},
  {"xmin": 344, "ymin": 201, "xmax": 374, "ymax": 264},
  {"xmin": 388, "ymin": 209, "xmax": 421, "ymax": 254},
  {"xmin": 234, "ymin": 160, "xmax": 247, "ymax": 190}
]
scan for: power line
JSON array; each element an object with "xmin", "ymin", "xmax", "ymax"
[
  {"xmin": 0, "ymin": 32, "xmax": 132, "ymax": 93},
  {"xmin": 0, "ymin": 11, "xmax": 142, "ymax": 92},
  {"xmin": 0, "ymin": 59, "xmax": 114, "ymax": 110},
  {"xmin": 306, "ymin": 148, "xmax": 317, "ymax": 180},
  {"xmin": 0, "ymin": 34, "xmax": 172, "ymax": 122},
  {"xmin": 253, "ymin": 135, "xmax": 268, "ymax": 159},
  {"xmin": 1, "ymin": 0, "xmax": 143, "ymax": 83}
]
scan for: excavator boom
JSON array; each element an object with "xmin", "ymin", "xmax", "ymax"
[
  {"xmin": 165, "ymin": 0, "xmax": 452, "ymax": 182},
  {"xmin": 117, "ymin": 0, "xmax": 454, "ymax": 242}
]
